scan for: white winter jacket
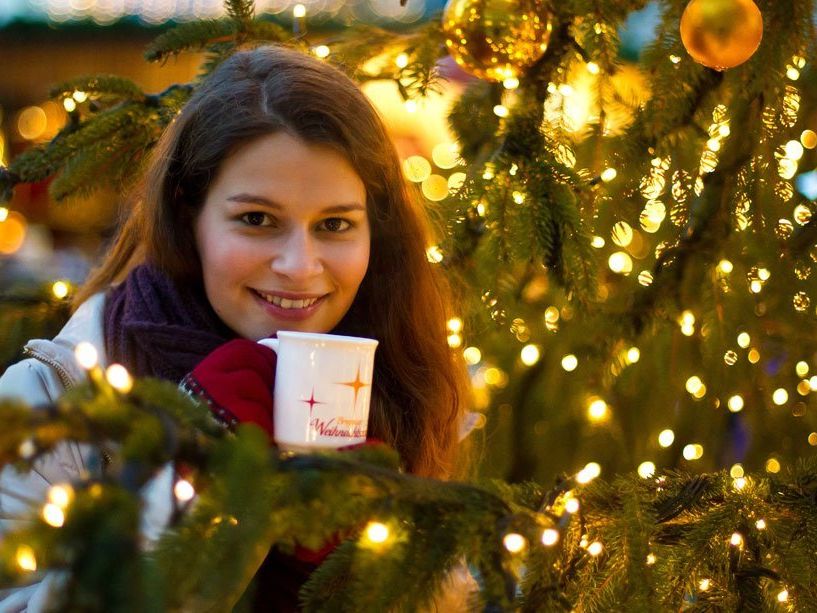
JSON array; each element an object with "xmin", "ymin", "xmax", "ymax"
[{"xmin": 0, "ymin": 293, "xmax": 174, "ymax": 612}]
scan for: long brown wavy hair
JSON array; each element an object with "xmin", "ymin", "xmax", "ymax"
[{"xmin": 75, "ymin": 45, "xmax": 471, "ymax": 479}]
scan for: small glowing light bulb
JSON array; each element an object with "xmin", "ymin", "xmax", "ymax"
[
  {"xmin": 699, "ymin": 578, "xmax": 710, "ymax": 591},
  {"xmin": 292, "ymin": 4, "xmax": 306, "ymax": 17},
  {"xmin": 395, "ymin": 53, "xmax": 409, "ymax": 68},
  {"xmin": 502, "ymin": 77, "xmax": 519, "ymax": 90},
  {"xmin": 105, "ymin": 364, "xmax": 133, "ymax": 393},
  {"xmin": 646, "ymin": 552, "xmax": 656, "ymax": 565},
  {"xmin": 565, "ymin": 498, "xmax": 580, "ymax": 514},
  {"xmin": 658, "ymin": 429, "xmax": 675, "ymax": 447},
  {"xmin": 638, "ymin": 461, "xmax": 656, "ymax": 479},
  {"xmin": 42, "ymin": 503, "xmax": 65, "ymax": 527},
  {"xmin": 600, "ymin": 168, "xmax": 617, "ymax": 183},
  {"xmin": 627, "ymin": 347, "xmax": 640, "ymax": 363},
  {"xmin": 521, "ymin": 344, "xmax": 541, "ymax": 366},
  {"xmin": 730, "ymin": 532, "xmax": 743, "ymax": 547},
  {"xmin": 503, "ymin": 532, "xmax": 526, "ymax": 553},
  {"xmin": 737, "ymin": 332, "xmax": 751, "ymax": 348},
  {"xmin": 755, "ymin": 519, "xmax": 766, "ymax": 530},
  {"xmin": 16, "ymin": 545, "xmax": 37, "ymax": 572},
  {"xmin": 365, "ymin": 521, "xmax": 390, "ymax": 544},
  {"xmin": 63, "ymin": 98, "xmax": 77, "ymax": 112},
  {"xmin": 404, "ymin": 100, "xmax": 418, "ymax": 113},
  {"xmin": 74, "ymin": 342, "xmax": 98, "ymax": 370},
  {"xmin": 576, "ymin": 462, "xmax": 601, "ymax": 484},
  {"xmin": 587, "ymin": 541, "xmax": 603, "ymax": 556},
  {"xmin": 727, "ymin": 395, "xmax": 744, "ymax": 413},
  {"xmin": 463, "ymin": 347, "xmax": 482, "ymax": 365},
  {"xmin": 561, "ymin": 354, "xmax": 578, "ymax": 371},
  {"xmin": 732, "ymin": 477, "xmax": 747, "ymax": 491},
  {"xmin": 493, "ymin": 105, "xmax": 509, "ymax": 118},
  {"xmin": 48, "ymin": 484, "xmax": 73, "ymax": 508},
  {"xmin": 314, "ymin": 45, "xmax": 330, "ymax": 59},
  {"xmin": 796, "ymin": 361, "xmax": 809, "ymax": 377},
  {"xmin": 730, "ymin": 464, "xmax": 744, "ymax": 478},
  {"xmin": 541, "ymin": 528, "xmax": 559, "ymax": 546},
  {"xmin": 718, "ymin": 259, "xmax": 733, "ymax": 273},
  {"xmin": 587, "ymin": 398, "xmax": 608, "ymax": 422},
  {"xmin": 586, "ymin": 61, "xmax": 600, "ymax": 74},
  {"xmin": 52, "ymin": 281, "xmax": 70, "ymax": 299},
  {"xmin": 777, "ymin": 589, "xmax": 789, "ymax": 602},
  {"xmin": 772, "ymin": 389, "xmax": 789, "ymax": 405},
  {"xmin": 174, "ymin": 479, "xmax": 196, "ymax": 503}
]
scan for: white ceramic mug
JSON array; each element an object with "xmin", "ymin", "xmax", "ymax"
[{"xmin": 257, "ymin": 331, "xmax": 378, "ymax": 451}]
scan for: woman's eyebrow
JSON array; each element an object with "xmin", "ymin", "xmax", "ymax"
[{"xmin": 226, "ymin": 193, "xmax": 365, "ymax": 213}]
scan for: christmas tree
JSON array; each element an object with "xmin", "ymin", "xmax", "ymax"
[{"xmin": 1, "ymin": 0, "xmax": 817, "ymax": 609}]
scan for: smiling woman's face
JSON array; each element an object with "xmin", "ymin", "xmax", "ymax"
[{"xmin": 194, "ymin": 132, "xmax": 370, "ymax": 340}]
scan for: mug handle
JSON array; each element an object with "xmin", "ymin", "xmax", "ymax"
[{"xmin": 257, "ymin": 338, "xmax": 279, "ymax": 353}]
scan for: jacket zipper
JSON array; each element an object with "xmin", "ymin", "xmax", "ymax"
[
  {"xmin": 22, "ymin": 346, "xmax": 75, "ymax": 391},
  {"xmin": 21, "ymin": 346, "xmax": 113, "ymax": 469}
]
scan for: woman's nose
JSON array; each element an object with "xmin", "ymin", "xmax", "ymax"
[{"xmin": 269, "ymin": 229, "xmax": 323, "ymax": 280}]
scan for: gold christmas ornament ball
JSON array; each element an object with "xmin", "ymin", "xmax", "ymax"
[
  {"xmin": 442, "ymin": 0, "xmax": 552, "ymax": 82},
  {"xmin": 680, "ymin": 0, "xmax": 763, "ymax": 70}
]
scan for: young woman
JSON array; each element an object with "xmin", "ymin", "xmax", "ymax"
[{"xmin": 0, "ymin": 45, "xmax": 472, "ymax": 610}]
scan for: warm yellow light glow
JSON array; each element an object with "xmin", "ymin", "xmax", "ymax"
[
  {"xmin": 426, "ymin": 245, "xmax": 444, "ymax": 264},
  {"xmin": 798, "ymin": 380, "xmax": 811, "ymax": 396},
  {"xmin": 16, "ymin": 545, "xmax": 37, "ymax": 572},
  {"xmin": 810, "ymin": 432, "xmax": 817, "ymax": 446},
  {"xmin": 565, "ymin": 498, "xmax": 580, "ymax": 514},
  {"xmin": 765, "ymin": 458, "xmax": 781, "ymax": 473},
  {"xmin": 404, "ymin": 100, "xmax": 417, "ymax": 113},
  {"xmin": 737, "ymin": 332, "xmax": 751, "ymax": 348},
  {"xmin": 801, "ymin": 129, "xmax": 817, "ymax": 149},
  {"xmin": 718, "ymin": 124, "xmax": 731, "ymax": 137},
  {"xmin": 727, "ymin": 395, "xmax": 744, "ymax": 413},
  {"xmin": 541, "ymin": 528, "xmax": 559, "ymax": 546},
  {"xmin": 773, "ymin": 388, "xmax": 789, "ymax": 405},
  {"xmin": 730, "ymin": 464, "xmax": 744, "ymax": 478},
  {"xmin": 637, "ymin": 461, "xmax": 655, "ymax": 479},
  {"xmin": 796, "ymin": 361, "xmax": 809, "ymax": 377},
  {"xmin": 512, "ymin": 191, "xmax": 526, "ymax": 204},
  {"xmin": 174, "ymin": 479, "xmax": 196, "ymax": 502},
  {"xmin": 785, "ymin": 140, "xmax": 804, "ymax": 160},
  {"xmin": 811, "ymin": 376, "xmax": 817, "ymax": 390},
  {"xmin": 706, "ymin": 138, "xmax": 720, "ymax": 152},
  {"xmin": 447, "ymin": 317, "xmax": 463, "ymax": 333},
  {"xmin": 626, "ymin": 347, "xmax": 640, "ymax": 364},
  {"xmin": 591, "ymin": 236, "xmax": 606, "ymax": 248},
  {"xmin": 463, "ymin": 347, "xmax": 482, "ymax": 365},
  {"xmin": 544, "ymin": 307, "xmax": 560, "ymax": 323},
  {"xmin": 403, "ymin": 156, "xmax": 431, "ymax": 183},
  {"xmin": 669, "ymin": 54, "xmax": 682, "ymax": 64},
  {"xmin": 0, "ymin": 208, "xmax": 8, "ymax": 223},
  {"xmin": 72, "ymin": 90, "xmax": 88, "ymax": 103},
  {"xmin": 293, "ymin": 4, "xmax": 306, "ymax": 17},
  {"xmin": 611, "ymin": 221, "xmax": 633, "ymax": 247},
  {"xmin": 699, "ymin": 578, "xmax": 711, "ymax": 591},
  {"xmin": 576, "ymin": 462, "xmax": 601, "ymax": 484},
  {"xmin": 732, "ymin": 477, "xmax": 747, "ymax": 491},
  {"xmin": 51, "ymin": 281, "xmax": 70, "ymax": 299},
  {"xmin": 758, "ymin": 267, "xmax": 771, "ymax": 281},
  {"xmin": 658, "ymin": 429, "xmax": 675, "ymax": 448},
  {"xmin": 432, "ymin": 143, "xmax": 460, "ymax": 170},
  {"xmin": 685, "ymin": 376, "xmax": 703, "ymax": 395},
  {"xmin": 749, "ymin": 279, "xmax": 762, "ymax": 294},
  {"xmin": 314, "ymin": 45, "xmax": 330, "ymax": 59},
  {"xmin": 586, "ymin": 61, "xmax": 600, "ymax": 74},
  {"xmin": 600, "ymin": 168, "xmax": 617, "ymax": 183},
  {"xmin": 587, "ymin": 398, "xmax": 608, "ymax": 422},
  {"xmin": 608, "ymin": 251, "xmax": 633, "ymax": 274},
  {"xmin": 777, "ymin": 589, "xmax": 789, "ymax": 603},
  {"xmin": 787, "ymin": 66, "xmax": 800, "ymax": 80},
  {"xmin": 395, "ymin": 53, "xmax": 409, "ymax": 68},
  {"xmin": 422, "ymin": 175, "xmax": 449, "ymax": 201},
  {"xmin": 755, "ymin": 519, "xmax": 766, "ymax": 530},
  {"xmin": 747, "ymin": 348, "xmax": 760, "ymax": 363},
  {"xmin": 521, "ymin": 345, "xmax": 541, "ymax": 366},
  {"xmin": 683, "ymin": 444, "xmax": 703, "ymax": 460},
  {"xmin": 18, "ymin": 106, "xmax": 47, "ymax": 140},
  {"xmin": 730, "ymin": 532, "xmax": 743, "ymax": 547},
  {"xmin": 365, "ymin": 521, "xmax": 390, "ymax": 544},
  {"xmin": 587, "ymin": 541, "xmax": 603, "ymax": 556},
  {"xmin": 105, "ymin": 364, "xmax": 133, "ymax": 393},
  {"xmin": 447, "ymin": 172, "xmax": 466, "ymax": 193},
  {"xmin": 502, "ymin": 77, "xmax": 520, "ymax": 90},
  {"xmin": 503, "ymin": 532, "xmax": 526, "ymax": 553},
  {"xmin": 561, "ymin": 354, "xmax": 578, "ymax": 372},
  {"xmin": 42, "ymin": 502, "xmax": 65, "ymax": 527},
  {"xmin": 63, "ymin": 98, "xmax": 77, "ymax": 112},
  {"xmin": 74, "ymin": 342, "xmax": 98, "ymax": 370},
  {"xmin": 493, "ymin": 105, "xmax": 509, "ymax": 118},
  {"xmin": 48, "ymin": 484, "xmax": 73, "ymax": 509},
  {"xmin": 717, "ymin": 259, "xmax": 733, "ymax": 274},
  {"xmin": 646, "ymin": 552, "xmax": 656, "ymax": 565}
]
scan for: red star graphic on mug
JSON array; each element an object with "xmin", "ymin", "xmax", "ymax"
[
  {"xmin": 300, "ymin": 387, "xmax": 325, "ymax": 417},
  {"xmin": 336, "ymin": 363, "xmax": 370, "ymax": 410}
]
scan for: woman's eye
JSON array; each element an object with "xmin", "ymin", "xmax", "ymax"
[
  {"xmin": 320, "ymin": 218, "xmax": 351, "ymax": 232},
  {"xmin": 241, "ymin": 212, "xmax": 272, "ymax": 226}
]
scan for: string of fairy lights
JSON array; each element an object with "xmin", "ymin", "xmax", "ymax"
[{"xmin": 9, "ymin": 339, "xmax": 798, "ymax": 605}]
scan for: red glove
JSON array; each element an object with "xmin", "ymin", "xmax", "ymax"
[{"xmin": 181, "ymin": 339, "xmax": 277, "ymax": 440}]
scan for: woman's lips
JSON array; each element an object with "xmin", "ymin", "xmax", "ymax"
[{"xmin": 250, "ymin": 289, "xmax": 327, "ymax": 321}]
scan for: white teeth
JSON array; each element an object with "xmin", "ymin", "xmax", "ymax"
[{"xmin": 258, "ymin": 292, "xmax": 319, "ymax": 309}]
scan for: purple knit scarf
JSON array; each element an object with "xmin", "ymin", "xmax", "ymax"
[{"xmin": 104, "ymin": 264, "xmax": 236, "ymax": 382}]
